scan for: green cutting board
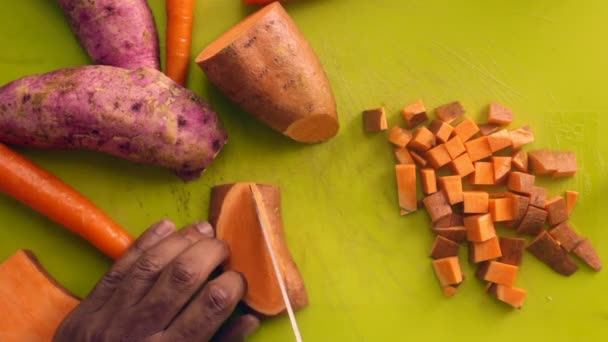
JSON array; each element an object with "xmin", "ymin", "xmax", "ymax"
[{"xmin": 1, "ymin": 0, "xmax": 607, "ymax": 340}]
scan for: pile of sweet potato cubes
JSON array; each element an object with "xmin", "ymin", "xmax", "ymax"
[{"xmin": 363, "ymin": 101, "xmax": 602, "ymax": 309}]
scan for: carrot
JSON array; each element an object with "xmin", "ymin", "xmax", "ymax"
[
  {"xmin": 388, "ymin": 126, "xmax": 413, "ymax": 147},
  {"xmin": 511, "ymin": 149, "xmax": 528, "ymax": 172},
  {"xmin": 421, "ymin": 168, "xmax": 438, "ymax": 195},
  {"xmin": 565, "ymin": 190, "xmax": 579, "ymax": 216},
  {"xmin": 0, "ymin": 143, "xmax": 133, "ymax": 259},
  {"xmin": 472, "ymin": 162, "xmax": 494, "ymax": 185},
  {"xmin": 487, "ymin": 129, "xmax": 512, "ymax": 152},
  {"xmin": 452, "ymin": 117, "xmax": 479, "ymax": 142},
  {"xmin": 394, "ymin": 147, "xmax": 415, "ymax": 165},
  {"xmin": 482, "ymin": 261, "xmax": 518, "ymax": 287},
  {"xmin": 432, "ymin": 257, "xmax": 463, "ymax": 286},
  {"xmin": 469, "ymin": 236, "xmax": 502, "ymax": 263},
  {"xmin": 408, "ymin": 126, "xmax": 435, "ymax": 151},
  {"xmin": 487, "ymin": 102, "xmax": 514, "ymax": 125},
  {"xmin": 165, "ymin": 0, "xmax": 195, "ymax": 85},
  {"xmin": 363, "ymin": 107, "xmax": 388, "ymax": 132},
  {"xmin": 430, "ymin": 236, "xmax": 460, "ymax": 259},
  {"xmin": 0, "ymin": 250, "xmax": 80, "ymax": 341},
  {"xmin": 527, "ymin": 231, "xmax": 579, "ymax": 276},
  {"xmin": 444, "ymin": 136, "xmax": 466, "ymax": 159},
  {"xmin": 426, "ymin": 144, "xmax": 451, "ymax": 169},
  {"xmin": 491, "ymin": 156, "xmax": 511, "ymax": 184},
  {"xmin": 516, "ymin": 205, "xmax": 547, "ymax": 235},
  {"xmin": 450, "ymin": 152, "xmax": 475, "ymax": 177},
  {"xmin": 438, "ymin": 176, "xmax": 463, "ymax": 204},
  {"xmin": 545, "ymin": 196, "xmax": 568, "ymax": 226},
  {"xmin": 428, "ymin": 119, "xmax": 454, "ymax": 143},
  {"xmin": 548, "ymin": 222, "xmax": 583, "ymax": 252},
  {"xmin": 463, "ymin": 191, "xmax": 489, "ymax": 214},
  {"xmin": 489, "ymin": 197, "xmax": 515, "ymax": 222},
  {"xmin": 435, "ymin": 101, "xmax": 465, "ymax": 123},
  {"xmin": 464, "ymin": 213, "xmax": 496, "ymax": 242},
  {"xmin": 422, "ymin": 190, "xmax": 453, "ymax": 222},
  {"xmin": 507, "ymin": 171, "xmax": 535, "ymax": 194},
  {"xmin": 402, "ymin": 100, "xmax": 428, "ymax": 128},
  {"xmin": 396, "ymin": 164, "xmax": 417, "ymax": 215},
  {"xmin": 465, "ymin": 136, "xmax": 492, "ymax": 162}
]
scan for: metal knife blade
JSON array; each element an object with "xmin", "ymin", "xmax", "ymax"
[{"xmin": 249, "ymin": 185, "xmax": 303, "ymax": 342}]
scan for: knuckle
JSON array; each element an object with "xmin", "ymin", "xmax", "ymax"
[
  {"xmin": 203, "ymin": 283, "xmax": 233, "ymax": 316},
  {"xmin": 100, "ymin": 269, "xmax": 125, "ymax": 288},
  {"xmin": 132, "ymin": 255, "xmax": 163, "ymax": 280},
  {"xmin": 212, "ymin": 239, "xmax": 230, "ymax": 257},
  {"xmin": 168, "ymin": 261, "xmax": 200, "ymax": 290}
]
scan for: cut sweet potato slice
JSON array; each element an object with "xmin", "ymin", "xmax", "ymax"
[
  {"xmin": 493, "ymin": 284, "xmax": 527, "ymax": 309},
  {"xmin": 469, "ymin": 236, "xmax": 502, "ymax": 263},
  {"xmin": 432, "ymin": 213, "xmax": 464, "ymax": 228},
  {"xmin": 450, "ymin": 153, "xmax": 475, "ymax": 177},
  {"xmin": 428, "ymin": 120, "xmax": 454, "ymax": 143},
  {"xmin": 396, "ymin": 164, "xmax": 417, "ymax": 215},
  {"xmin": 402, "ymin": 100, "xmax": 428, "ymax": 128},
  {"xmin": 465, "ymin": 137, "xmax": 492, "ymax": 162},
  {"xmin": 426, "ymin": 144, "xmax": 451, "ymax": 169},
  {"xmin": 209, "ymin": 183, "xmax": 308, "ymax": 315},
  {"xmin": 394, "ymin": 147, "xmax": 415, "ymax": 165},
  {"xmin": 435, "ymin": 101, "xmax": 465, "ymax": 123},
  {"xmin": 498, "ymin": 237, "xmax": 526, "ymax": 266},
  {"xmin": 472, "ymin": 162, "xmax": 494, "ymax": 185},
  {"xmin": 363, "ymin": 107, "xmax": 388, "ymax": 132},
  {"xmin": 487, "ymin": 102, "xmax": 514, "ymax": 125},
  {"xmin": 444, "ymin": 136, "xmax": 466, "ymax": 159},
  {"xmin": 492, "ymin": 156, "xmax": 512, "ymax": 184},
  {"xmin": 572, "ymin": 239, "xmax": 602, "ymax": 271},
  {"xmin": 421, "ymin": 168, "xmax": 438, "ymax": 195},
  {"xmin": 388, "ymin": 126, "xmax": 413, "ymax": 147},
  {"xmin": 410, "ymin": 150, "xmax": 428, "ymax": 167},
  {"xmin": 409, "ymin": 126, "xmax": 436, "ymax": 151},
  {"xmin": 430, "ymin": 236, "xmax": 460, "ymax": 259},
  {"xmin": 511, "ymin": 150, "xmax": 528, "ymax": 172},
  {"xmin": 527, "ymin": 231, "xmax": 579, "ymax": 276},
  {"xmin": 197, "ymin": 3, "xmax": 338, "ymax": 142},
  {"xmin": 528, "ymin": 149, "xmax": 557, "ymax": 175},
  {"xmin": 443, "ymin": 285, "xmax": 459, "ymax": 297},
  {"xmin": 565, "ymin": 191, "xmax": 579, "ymax": 216},
  {"xmin": 545, "ymin": 196, "xmax": 568, "ymax": 226},
  {"xmin": 464, "ymin": 213, "xmax": 496, "ymax": 242},
  {"xmin": 479, "ymin": 123, "xmax": 501, "ymax": 136},
  {"xmin": 505, "ymin": 192, "xmax": 530, "ymax": 228},
  {"xmin": 482, "ymin": 261, "xmax": 518, "ymax": 287},
  {"xmin": 453, "ymin": 117, "xmax": 480, "ymax": 142},
  {"xmin": 548, "ymin": 222, "xmax": 583, "ymax": 252},
  {"xmin": 438, "ymin": 176, "xmax": 464, "ymax": 204},
  {"xmin": 509, "ymin": 126, "xmax": 534, "ymax": 149},
  {"xmin": 487, "ymin": 129, "xmax": 512, "ymax": 153},
  {"xmin": 553, "ymin": 151, "xmax": 577, "ymax": 178},
  {"xmin": 463, "ymin": 191, "xmax": 489, "ymax": 214},
  {"xmin": 433, "ymin": 226, "xmax": 467, "ymax": 244},
  {"xmin": 0, "ymin": 250, "xmax": 79, "ymax": 341},
  {"xmin": 432, "ymin": 257, "xmax": 463, "ymax": 286},
  {"xmin": 489, "ymin": 197, "xmax": 515, "ymax": 222},
  {"xmin": 528, "ymin": 186, "xmax": 547, "ymax": 208},
  {"xmin": 507, "ymin": 171, "xmax": 535, "ymax": 194},
  {"xmin": 516, "ymin": 205, "xmax": 547, "ymax": 236},
  {"xmin": 423, "ymin": 190, "xmax": 453, "ymax": 222}
]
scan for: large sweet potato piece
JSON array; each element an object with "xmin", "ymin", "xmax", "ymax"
[
  {"xmin": 0, "ymin": 66, "xmax": 226, "ymax": 180},
  {"xmin": 196, "ymin": 3, "xmax": 339, "ymax": 143},
  {"xmin": 58, "ymin": 0, "xmax": 160, "ymax": 70},
  {"xmin": 209, "ymin": 183, "xmax": 308, "ymax": 316}
]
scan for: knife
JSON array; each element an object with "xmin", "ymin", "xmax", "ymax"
[{"xmin": 249, "ymin": 185, "xmax": 303, "ymax": 342}]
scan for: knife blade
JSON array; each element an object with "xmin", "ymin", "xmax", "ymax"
[{"xmin": 249, "ymin": 184, "xmax": 303, "ymax": 342}]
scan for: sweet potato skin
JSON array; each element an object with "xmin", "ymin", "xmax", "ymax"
[
  {"xmin": 0, "ymin": 66, "xmax": 226, "ymax": 180},
  {"xmin": 58, "ymin": 0, "xmax": 160, "ymax": 70}
]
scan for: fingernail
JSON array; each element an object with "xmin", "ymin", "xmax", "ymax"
[
  {"xmin": 195, "ymin": 222, "xmax": 214, "ymax": 237},
  {"xmin": 241, "ymin": 315, "xmax": 260, "ymax": 338},
  {"xmin": 153, "ymin": 220, "xmax": 175, "ymax": 237}
]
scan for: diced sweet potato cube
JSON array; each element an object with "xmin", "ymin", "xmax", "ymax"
[
  {"xmin": 438, "ymin": 176, "xmax": 463, "ymax": 204},
  {"xmin": 432, "ymin": 257, "xmax": 463, "ymax": 286},
  {"xmin": 572, "ymin": 239, "xmax": 602, "ymax": 271},
  {"xmin": 410, "ymin": 150, "xmax": 428, "ymax": 167},
  {"xmin": 507, "ymin": 172, "xmax": 535, "ymax": 194},
  {"xmin": 472, "ymin": 162, "xmax": 494, "ymax": 185},
  {"xmin": 511, "ymin": 150, "xmax": 528, "ymax": 172},
  {"xmin": 545, "ymin": 196, "xmax": 568, "ymax": 226},
  {"xmin": 442, "ymin": 285, "xmax": 459, "ymax": 297},
  {"xmin": 487, "ymin": 129, "xmax": 512, "ymax": 153},
  {"xmin": 450, "ymin": 153, "xmax": 475, "ymax": 177},
  {"xmin": 453, "ymin": 118, "xmax": 480, "ymax": 142},
  {"xmin": 527, "ymin": 231, "xmax": 579, "ymax": 276},
  {"xmin": 470, "ymin": 236, "xmax": 502, "ymax": 263},
  {"xmin": 408, "ymin": 126, "xmax": 436, "ymax": 151},
  {"xmin": 516, "ymin": 205, "xmax": 547, "ymax": 235},
  {"xmin": 492, "ymin": 156, "xmax": 511, "ymax": 184},
  {"xmin": 528, "ymin": 149, "xmax": 557, "ymax": 175},
  {"xmin": 428, "ymin": 120, "xmax": 454, "ymax": 143},
  {"xmin": 435, "ymin": 101, "xmax": 465, "ymax": 123},
  {"xmin": 423, "ymin": 190, "xmax": 453, "ymax": 222},
  {"xmin": 396, "ymin": 164, "xmax": 417, "ymax": 215},
  {"xmin": 401, "ymin": 100, "xmax": 428, "ymax": 128},
  {"xmin": 509, "ymin": 126, "xmax": 534, "ymax": 149},
  {"xmin": 421, "ymin": 168, "xmax": 437, "ymax": 195},
  {"xmin": 489, "ymin": 197, "xmax": 515, "ymax": 222},
  {"xmin": 426, "ymin": 144, "xmax": 451, "ymax": 169},
  {"xmin": 505, "ymin": 192, "xmax": 530, "ymax": 228},
  {"xmin": 430, "ymin": 236, "xmax": 460, "ymax": 259},
  {"xmin": 565, "ymin": 191, "xmax": 579, "ymax": 216},
  {"xmin": 483, "ymin": 261, "xmax": 518, "ymax": 287},
  {"xmin": 548, "ymin": 222, "xmax": 583, "ymax": 252},
  {"xmin": 463, "ymin": 191, "xmax": 489, "ymax": 214},
  {"xmin": 494, "ymin": 285, "xmax": 527, "ymax": 309},
  {"xmin": 394, "ymin": 147, "xmax": 415, "ymax": 164},
  {"xmin": 475, "ymin": 262, "xmax": 491, "ymax": 279},
  {"xmin": 465, "ymin": 137, "xmax": 492, "ymax": 162},
  {"xmin": 528, "ymin": 186, "xmax": 547, "ymax": 208},
  {"xmin": 444, "ymin": 136, "xmax": 466, "ymax": 159},
  {"xmin": 388, "ymin": 126, "xmax": 413, "ymax": 147},
  {"xmin": 432, "ymin": 213, "xmax": 464, "ymax": 228},
  {"xmin": 433, "ymin": 227, "xmax": 467, "ymax": 244},
  {"xmin": 464, "ymin": 213, "xmax": 497, "ymax": 242},
  {"xmin": 487, "ymin": 102, "xmax": 514, "ymax": 125},
  {"xmin": 363, "ymin": 107, "xmax": 388, "ymax": 132},
  {"xmin": 479, "ymin": 123, "xmax": 500, "ymax": 136},
  {"xmin": 498, "ymin": 237, "xmax": 526, "ymax": 266},
  {"xmin": 553, "ymin": 151, "xmax": 577, "ymax": 178}
]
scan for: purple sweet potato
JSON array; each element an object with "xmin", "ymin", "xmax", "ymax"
[
  {"xmin": 58, "ymin": 0, "xmax": 160, "ymax": 70},
  {"xmin": 0, "ymin": 66, "xmax": 226, "ymax": 180}
]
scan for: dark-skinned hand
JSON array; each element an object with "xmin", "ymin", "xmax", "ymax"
[{"xmin": 54, "ymin": 220, "xmax": 259, "ymax": 342}]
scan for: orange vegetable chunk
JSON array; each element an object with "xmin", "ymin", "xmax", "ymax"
[
  {"xmin": 426, "ymin": 144, "xmax": 451, "ymax": 169},
  {"xmin": 483, "ymin": 261, "xmax": 518, "ymax": 287},
  {"xmin": 494, "ymin": 285, "xmax": 527, "ymax": 309},
  {"xmin": 507, "ymin": 171, "xmax": 535, "ymax": 194},
  {"xmin": 401, "ymin": 100, "xmax": 428, "ymax": 128},
  {"xmin": 453, "ymin": 117, "xmax": 480, "ymax": 142},
  {"xmin": 444, "ymin": 136, "xmax": 466, "ymax": 159},
  {"xmin": 435, "ymin": 101, "xmax": 465, "ymax": 123},
  {"xmin": 505, "ymin": 192, "xmax": 530, "ymax": 228},
  {"xmin": 527, "ymin": 231, "xmax": 578, "ymax": 276},
  {"xmin": 492, "ymin": 156, "xmax": 511, "ymax": 184},
  {"xmin": 410, "ymin": 150, "xmax": 428, "ymax": 167},
  {"xmin": 545, "ymin": 196, "xmax": 568, "ymax": 226},
  {"xmin": 428, "ymin": 120, "xmax": 454, "ymax": 143},
  {"xmin": 472, "ymin": 162, "xmax": 494, "ymax": 185},
  {"xmin": 509, "ymin": 126, "xmax": 534, "ymax": 149},
  {"xmin": 450, "ymin": 153, "xmax": 475, "ymax": 177},
  {"xmin": 511, "ymin": 150, "xmax": 528, "ymax": 172},
  {"xmin": 439, "ymin": 176, "xmax": 464, "ymax": 204},
  {"xmin": 388, "ymin": 126, "xmax": 413, "ymax": 147},
  {"xmin": 487, "ymin": 129, "xmax": 512, "ymax": 152},
  {"xmin": 430, "ymin": 236, "xmax": 460, "ymax": 259},
  {"xmin": 553, "ymin": 151, "xmax": 577, "ymax": 178},
  {"xmin": 565, "ymin": 190, "xmax": 579, "ymax": 216},
  {"xmin": 409, "ymin": 126, "xmax": 436, "ymax": 151},
  {"xmin": 421, "ymin": 168, "xmax": 438, "ymax": 195},
  {"xmin": 363, "ymin": 107, "xmax": 388, "ymax": 132},
  {"xmin": 465, "ymin": 137, "xmax": 492, "ymax": 162},
  {"xmin": 464, "ymin": 213, "xmax": 497, "ymax": 242},
  {"xmin": 548, "ymin": 222, "xmax": 583, "ymax": 252},
  {"xmin": 516, "ymin": 205, "xmax": 547, "ymax": 235},
  {"xmin": 487, "ymin": 102, "xmax": 514, "ymax": 125},
  {"xmin": 470, "ymin": 236, "xmax": 502, "ymax": 263},
  {"xmin": 528, "ymin": 149, "xmax": 557, "ymax": 175},
  {"xmin": 479, "ymin": 123, "xmax": 501, "ymax": 136},
  {"xmin": 433, "ymin": 226, "xmax": 467, "ymax": 244},
  {"xmin": 396, "ymin": 164, "xmax": 417, "ymax": 215},
  {"xmin": 443, "ymin": 285, "xmax": 459, "ymax": 297},
  {"xmin": 463, "ymin": 191, "xmax": 489, "ymax": 214},
  {"xmin": 498, "ymin": 237, "xmax": 526, "ymax": 266},
  {"xmin": 394, "ymin": 147, "xmax": 415, "ymax": 165},
  {"xmin": 528, "ymin": 186, "xmax": 547, "ymax": 208},
  {"xmin": 432, "ymin": 257, "xmax": 463, "ymax": 286},
  {"xmin": 489, "ymin": 197, "xmax": 515, "ymax": 222},
  {"xmin": 423, "ymin": 190, "xmax": 453, "ymax": 222},
  {"xmin": 572, "ymin": 239, "xmax": 602, "ymax": 271}
]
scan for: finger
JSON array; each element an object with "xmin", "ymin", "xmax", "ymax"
[
  {"xmin": 213, "ymin": 314, "xmax": 260, "ymax": 342},
  {"xmin": 133, "ymin": 236, "xmax": 229, "ymax": 330},
  {"xmin": 79, "ymin": 220, "xmax": 176, "ymax": 312},
  {"xmin": 161, "ymin": 271, "xmax": 247, "ymax": 341},
  {"xmin": 103, "ymin": 222, "xmax": 212, "ymax": 310}
]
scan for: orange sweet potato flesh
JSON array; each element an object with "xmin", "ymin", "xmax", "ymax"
[
  {"xmin": 487, "ymin": 103, "xmax": 514, "ymax": 125},
  {"xmin": 410, "ymin": 150, "xmax": 428, "ymax": 167},
  {"xmin": 402, "ymin": 100, "xmax": 428, "ymax": 128},
  {"xmin": 428, "ymin": 120, "xmax": 454, "ymax": 143},
  {"xmin": 433, "ymin": 227, "xmax": 467, "ymax": 244},
  {"xmin": 506, "ymin": 192, "xmax": 530, "ymax": 228},
  {"xmin": 433, "ymin": 213, "xmax": 464, "ymax": 228},
  {"xmin": 421, "ymin": 168, "xmax": 438, "ymax": 195},
  {"xmin": 483, "ymin": 261, "xmax": 518, "ymax": 287},
  {"xmin": 516, "ymin": 205, "xmax": 547, "ymax": 235},
  {"xmin": 396, "ymin": 164, "xmax": 417, "ymax": 215},
  {"xmin": 492, "ymin": 156, "xmax": 511, "ymax": 184},
  {"xmin": 363, "ymin": 108, "xmax": 387, "ymax": 132},
  {"xmin": 430, "ymin": 236, "xmax": 460, "ymax": 259},
  {"xmin": 435, "ymin": 101, "xmax": 465, "ymax": 123},
  {"xmin": 553, "ymin": 151, "xmax": 577, "ymax": 178},
  {"xmin": 528, "ymin": 149, "xmax": 557, "ymax": 175},
  {"xmin": 432, "ymin": 257, "xmax": 463, "ymax": 286},
  {"xmin": 196, "ymin": 3, "xmax": 338, "ymax": 143},
  {"xmin": 472, "ymin": 162, "xmax": 494, "ymax": 185},
  {"xmin": 439, "ymin": 176, "xmax": 463, "ymax": 204},
  {"xmin": 444, "ymin": 136, "xmax": 466, "ymax": 159},
  {"xmin": 487, "ymin": 129, "xmax": 512, "ymax": 153},
  {"xmin": 489, "ymin": 198, "xmax": 515, "ymax": 222},
  {"xmin": 511, "ymin": 150, "xmax": 528, "ymax": 172},
  {"xmin": 565, "ymin": 191, "xmax": 579, "ymax": 216},
  {"xmin": 529, "ymin": 186, "xmax": 547, "ymax": 208},
  {"xmin": 527, "ymin": 231, "xmax": 579, "ymax": 276},
  {"xmin": 509, "ymin": 126, "xmax": 534, "ymax": 149},
  {"xmin": 0, "ymin": 250, "xmax": 79, "ymax": 341},
  {"xmin": 453, "ymin": 118, "xmax": 480, "ymax": 142},
  {"xmin": 494, "ymin": 284, "xmax": 527, "ymax": 309},
  {"xmin": 465, "ymin": 137, "xmax": 492, "ymax": 162},
  {"xmin": 409, "ymin": 127, "xmax": 436, "ymax": 151},
  {"xmin": 209, "ymin": 183, "xmax": 308, "ymax": 315},
  {"xmin": 394, "ymin": 147, "xmax": 415, "ymax": 164},
  {"xmin": 426, "ymin": 144, "xmax": 451, "ymax": 169},
  {"xmin": 463, "ymin": 191, "xmax": 489, "ymax": 214},
  {"xmin": 388, "ymin": 126, "xmax": 413, "ymax": 147},
  {"xmin": 450, "ymin": 153, "xmax": 475, "ymax": 177},
  {"xmin": 464, "ymin": 213, "xmax": 496, "ymax": 242},
  {"xmin": 423, "ymin": 190, "xmax": 453, "ymax": 222},
  {"xmin": 507, "ymin": 171, "xmax": 535, "ymax": 194},
  {"xmin": 479, "ymin": 123, "xmax": 501, "ymax": 136},
  {"xmin": 470, "ymin": 236, "xmax": 502, "ymax": 263}
]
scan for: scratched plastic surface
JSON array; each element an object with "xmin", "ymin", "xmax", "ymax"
[{"xmin": 0, "ymin": 1, "xmax": 607, "ymax": 341}]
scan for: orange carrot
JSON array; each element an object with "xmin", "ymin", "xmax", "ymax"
[
  {"xmin": 0, "ymin": 143, "xmax": 133, "ymax": 259},
  {"xmin": 166, "ymin": 0, "xmax": 195, "ymax": 85}
]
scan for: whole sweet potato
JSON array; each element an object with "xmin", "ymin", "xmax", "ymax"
[
  {"xmin": 58, "ymin": 0, "xmax": 160, "ymax": 70},
  {"xmin": 0, "ymin": 66, "xmax": 226, "ymax": 180}
]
